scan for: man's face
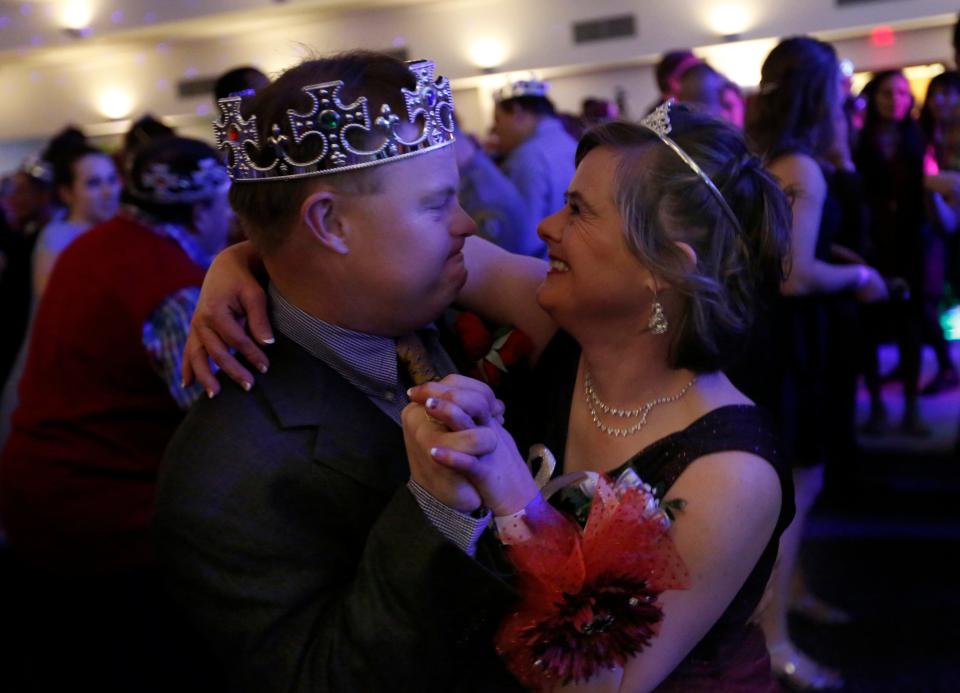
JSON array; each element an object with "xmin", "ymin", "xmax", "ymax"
[{"xmin": 338, "ymin": 145, "xmax": 476, "ymax": 334}]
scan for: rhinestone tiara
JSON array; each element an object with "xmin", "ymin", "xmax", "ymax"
[
  {"xmin": 639, "ymin": 101, "xmax": 743, "ymax": 236},
  {"xmin": 495, "ymin": 77, "xmax": 549, "ymax": 102},
  {"xmin": 213, "ymin": 59, "xmax": 455, "ymax": 182}
]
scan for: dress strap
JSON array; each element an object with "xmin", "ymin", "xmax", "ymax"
[{"xmin": 623, "ymin": 405, "xmax": 784, "ymax": 493}]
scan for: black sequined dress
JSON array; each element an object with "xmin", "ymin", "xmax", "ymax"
[{"xmin": 512, "ymin": 331, "xmax": 795, "ymax": 692}]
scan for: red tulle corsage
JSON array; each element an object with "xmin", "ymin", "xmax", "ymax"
[{"xmin": 494, "ymin": 469, "xmax": 690, "ymax": 690}]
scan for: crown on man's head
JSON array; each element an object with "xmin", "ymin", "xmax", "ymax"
[
  {"xmin": 495, "ymin": 77, "xmax": 549, "ymax": 102},
  {"xmin": 213, "ymin": 59, "xmax": 455, "ymax": 183}
]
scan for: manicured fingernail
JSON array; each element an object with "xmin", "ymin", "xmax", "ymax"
[
  {"xmin": 242, "ymin": 381, "xmax": 252, "ymax": 392},
  {"xmin": 206, "ymin": 389, "xmax": 216, "ymax": 399},
  {"xmin": 430, "ymin": 447, "xmax": 440, "ymax": 457},
  {"xmin": 180, "ymin": 380, "xmax": 186, "ymax": 389},
  {"xmin": 258, "ymin": 363, "xmax": 268, "ymax": 374},
  {"xmin": 262, "ymin": 336, "xmax": 275, "ymax": 345},
  {"xmin": 426, "ymin": 397, "xmax": 439, "ymax": 409},
  {"xmin": 406, "ymin": 388, "xmax": 414, "ymax": 398}
]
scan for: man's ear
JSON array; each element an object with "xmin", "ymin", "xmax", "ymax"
[{"xmin": 301, "ymin": 189, "xmax": 349, "ymax": 255}]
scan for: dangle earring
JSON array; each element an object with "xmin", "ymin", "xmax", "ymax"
[{"xmin": 648, "ymin": 291, "xmax": 669, "ymax": 335}]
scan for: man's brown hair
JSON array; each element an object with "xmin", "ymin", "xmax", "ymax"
[{"xmin": 227, "ymin": 51, "xmax": 417, "ymax": 254}]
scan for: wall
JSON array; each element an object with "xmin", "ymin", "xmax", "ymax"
[{"xmin": 1, "ymin": 0, "xmax": 958, "ymax": 164}]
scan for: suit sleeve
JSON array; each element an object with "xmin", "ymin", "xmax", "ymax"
[{"xmin": 155, "ymin": 391, "xmax": 519, "ymax": 693}]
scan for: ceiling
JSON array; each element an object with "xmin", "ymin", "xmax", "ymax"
[{"xmin": 0, "ymin": 0, "xmax": 440, "ymax": 54}]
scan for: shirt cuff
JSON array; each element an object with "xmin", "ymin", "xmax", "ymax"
[{"xmin": 406, "ymin": 479, "xmax": 490, "ymax": 557}]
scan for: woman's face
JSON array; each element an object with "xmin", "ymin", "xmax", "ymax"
[
  {"xmin": 875, "ymin": 74, "xmax": 913, "ymax": 123},
  {"xmin": 62, "ymin": 154, "xmax": 121, "ymax": 225},
  {"xmin": 928, "ymin": 84, "xmax": 960, "ymax": 126},
  {"xmin": 535, "ymin": 146, "xmax": 656, "ymax": 331}
]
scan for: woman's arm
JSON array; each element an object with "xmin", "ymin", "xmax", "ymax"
[
  {"xmin": 460, "ymin": 236, "xmax": 557, "ymax": 364},
  {"xmin": 769, "ymin": 154, "xmax": 886, "ymax": 301},
  {"xmin": 181, "ymin": 241, "xmax": 273, "ymax": 396},
  {"xmin": 607, "ymin": 452, "xmax": 782, "ymax": 692},
  {"xmin": 184, "ymin": 236, "xmax": 558, "ymax": 394}
]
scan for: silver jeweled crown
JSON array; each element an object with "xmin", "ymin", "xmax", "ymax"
[
  {"xmin": 213, "ymin": 59, "xmax": 455, "ymax": 182},
  {"xmin": 495, "ymin": 77, "xmax": 549, "ymax": 102}
]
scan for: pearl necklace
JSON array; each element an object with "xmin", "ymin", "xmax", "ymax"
[{"xmin": 584, "ymin": 369, "xmax": 698, "ymax": 437}]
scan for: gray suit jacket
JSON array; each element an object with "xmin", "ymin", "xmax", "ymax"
[{"xmin": 155, "ymin": 334, "xmax": 523, "ymax": 692}]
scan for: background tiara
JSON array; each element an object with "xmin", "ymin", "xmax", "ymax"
[
  {"xmin": 20, "ymin": 155, "xmax": 54, "ymax": 184},
  {"xmin": 214, "ymin": 59, "xmax": 455, "ymax": 182},
  {"xmin": 129, "ymin": 158, "xmax": 230, "ymax": 204},
  {"xmin": 496, "ymin": 77, "xmax": 549, "ymax": 102}
]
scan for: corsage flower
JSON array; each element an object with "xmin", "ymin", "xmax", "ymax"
[{"xmin": 494, "ymin": 467, "xmax": 689, "ymax": 690}]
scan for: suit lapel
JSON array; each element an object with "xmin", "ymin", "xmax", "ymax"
[{"xmin": 257, "ymin": 334, "xmax": 409, "ymax": 495}]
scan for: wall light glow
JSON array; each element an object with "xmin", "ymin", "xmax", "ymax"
[
  {"xmin": 467, "ymin": 37, "xmax": 508, "ymax": 70},
  {"xmin": 695, "ymin": 38, "xmax": 777, "ymax": 87},
  {"xmin": 96, "ymin": 88, "xmax": 134, "ymax": 120},
  {"xmin": 60, "ymin": 1, "xmax": 93, "ymax": 30},
  {"xmin": 706, "ymin": 4, "xmax": 753, "ymax": 38}
]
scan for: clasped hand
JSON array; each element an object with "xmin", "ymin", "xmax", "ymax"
[{"xmin": 401, "ymin": 374, "xmax": 539, "ymax": 517}]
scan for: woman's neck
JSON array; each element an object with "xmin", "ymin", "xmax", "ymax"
[{"xmin": 575, "ymin": 328, "xmax": 694, "ymax": 409}]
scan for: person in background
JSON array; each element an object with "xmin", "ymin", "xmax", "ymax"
[
  {"xmin": 213, "ymin": 65, "xmax": 270, "ymax": 101},
  {"xmin": 918, "ymin": 70, "xmax": 960, "ymax": 395},
  {"xmin": 0, "ymin": 137, "xmax": 231, "ymax": 692},
  {"xmin": 33, "ymin": 142, "xmax": 121, "ymax": 295},
  {"xmin": 819, "ymin": 96, "xmax": 875, "ymax": 493},
  {"xmin": 117, "ymin": 114, "xmax": 176, "ymax": 183},
  {"xmin": 0, "ymin": 138, "xmax": 121, "ymax": 449},
  {"xmin": 581, "ymin": 96, "xmax": 619, "ymax": 128},
  {"xmin": 675, "ymin": 62, "xmax": 745, "ymax": 130},
  {"xmin": 492, "ymin": 77, "xmax": 577, "ymax": 229},
  {"xmin": 677, "ymin": 63, "xmax": 728, "ymax": 119},
  {"xmin": 855, "ymin": 70, "xmax": 937, "ymax": 428},
  {"xmin": 720, "ymin": 80, "xmax": 746, "ymax": 129},
  {"xmin": 650, "ymin": 49, "xmax": 702, "ymax": 111},
  {"xmin": 0, "ymin": 155, "xmax": 58, "ymax": 393},
  {"xmin": 745, "ymin": 36, "xmax": 889, "ymax": 691},
  {"xmin": 454, "ymin": 120, "xmax": 539, "ymax": 256}
]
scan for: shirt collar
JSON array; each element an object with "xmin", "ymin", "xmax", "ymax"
[{"xmin": 269, "ymin": 284, "xmax": 414, "ymax": 398}]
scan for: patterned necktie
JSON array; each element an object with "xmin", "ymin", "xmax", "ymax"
[{"xmin": 396, "ymin": 333, "xmax": 440, "ymax": 386}]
